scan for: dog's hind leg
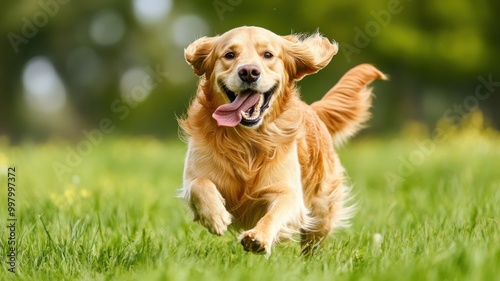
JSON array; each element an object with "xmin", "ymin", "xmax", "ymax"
[{"xmin": 300, "ymin": 224, "xmax": 332, "ymax": 256}]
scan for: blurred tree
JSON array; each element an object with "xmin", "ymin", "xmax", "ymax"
[{"xmin": 0, "ymin": 0, "xmax": 498, "ymax": 142}]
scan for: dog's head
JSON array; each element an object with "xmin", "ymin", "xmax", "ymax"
[{"xmin": 185, "ymin": 26, "xmax": 338, "ymax": 128}]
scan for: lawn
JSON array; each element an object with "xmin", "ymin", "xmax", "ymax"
[{"xmin": 1, "ymin": 112, "xmax": 499, "ymax": 281}]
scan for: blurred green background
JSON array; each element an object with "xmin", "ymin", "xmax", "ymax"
[{"xmin": 1, "ymin": 0, "xmax": 499, "ymax": 142}]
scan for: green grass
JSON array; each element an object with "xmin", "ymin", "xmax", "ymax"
[{"xmin": 1, "ymin": 114, "xmax": 499, "ymax": 280}]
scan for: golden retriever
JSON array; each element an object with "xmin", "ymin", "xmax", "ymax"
[{"xmin": 179, "ymin": 26, "xmax": 386, "ymax": 257}]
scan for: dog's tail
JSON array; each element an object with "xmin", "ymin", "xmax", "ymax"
[{"xmin": 311, "ymin": 64, "xmax": 387, "ymax": 145}]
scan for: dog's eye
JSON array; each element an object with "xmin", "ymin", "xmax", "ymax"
[
  {"xmin": 263, "ymin": 52, "xmax": 273, "ymax": 59},
  {"xmin": 224, "ymin": 52, "xmax": 236, "ymax": 59}
]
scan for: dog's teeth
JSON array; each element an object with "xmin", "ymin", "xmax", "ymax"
[
  {"xmin": 241, "ymin": 94, "xmax": 264, "ymax": 121},
  {"xmin": 241, "ymin": 109, "xmax": 260, "ymax": 120}
]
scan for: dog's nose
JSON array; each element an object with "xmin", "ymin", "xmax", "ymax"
[{"xmin": 238, "ymin": 65, "xmax": 260, "ymax": 83}]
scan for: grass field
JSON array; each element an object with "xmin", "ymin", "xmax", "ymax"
[{"xmin": 1, "ymin": 113, "xmax": 499, "ymax": 280}]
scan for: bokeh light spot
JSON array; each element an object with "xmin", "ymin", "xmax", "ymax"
[
  {"xmin": 120, "ymin": 67, "xmax": 151, "ymax": 104},
  {"xmin": 171, "ymin": 15, "xmax": 208, "ymax": 48},
  {"xmin": 90, "ymin": 10, "xmax": 126, "ymax": 46},
  {"xmin": 133, "ymin": 0, "xmax": 172, "ymax": 25},
  {"xmin": 23, "ymin": 56, "xmax": 67, "ymax": 114}
]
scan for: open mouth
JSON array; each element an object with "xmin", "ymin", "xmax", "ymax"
[{"xmin": 214, "ymin": 83, "xmax": 276, "ymax": 127}]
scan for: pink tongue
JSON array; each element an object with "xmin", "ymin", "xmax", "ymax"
[{"xmin": 212, "ymin": 92, "xmax": 260, "ymax": 127}]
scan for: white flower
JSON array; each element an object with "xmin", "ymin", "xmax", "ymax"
[{"xmin": 373, "ymin": 233, "xmax": 384, "ymax": 250}]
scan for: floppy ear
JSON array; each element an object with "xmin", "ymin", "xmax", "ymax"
[
  {"xmin": 282, "ymin": 33, "xmax": 338, "ymax": 80},
  {"xmin": 184, "ymin": 36, "xmax": 219, "ymax": 76}
]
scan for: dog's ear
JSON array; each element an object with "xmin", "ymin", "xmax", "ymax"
[
  {"xmin": 282, "ymin": 33, "xmax": 338, "ymax": 81},
  {"xmin": 184, "ymin": 36, "xmax": 219, "ymax": 76}
]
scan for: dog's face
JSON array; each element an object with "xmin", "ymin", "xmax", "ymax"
[{"xmin": 185, "ymin": 26, "xmax": 338, "ymax": 128}]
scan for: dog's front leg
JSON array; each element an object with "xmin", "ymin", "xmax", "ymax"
[
  {"xmin": 184, "ymin": 178, "xmax": 232, "ymax": 236},
  {"xmin": 239, "ymin": 188, "xmax": 305, "ymax": 257},
  {"xmin": 238, "ymin": 143, "xmax": 308, "ymax": 257},
  {"xmin": 239, "ymin": 143, "xmax": 310, "ymax": 257}
]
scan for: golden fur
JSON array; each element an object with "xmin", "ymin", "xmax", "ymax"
[{"xmin": 179, "ymin": 26, "xmax": 386, "ymax": 257}]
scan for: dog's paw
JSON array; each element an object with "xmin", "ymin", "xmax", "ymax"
[
  {"xmin": 192, "ymin": 202, "xmax": 232, "ymax": 236},
  {"xmin": 238, "ymin": 229, "xmax": 271, "ymax": 257}
]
